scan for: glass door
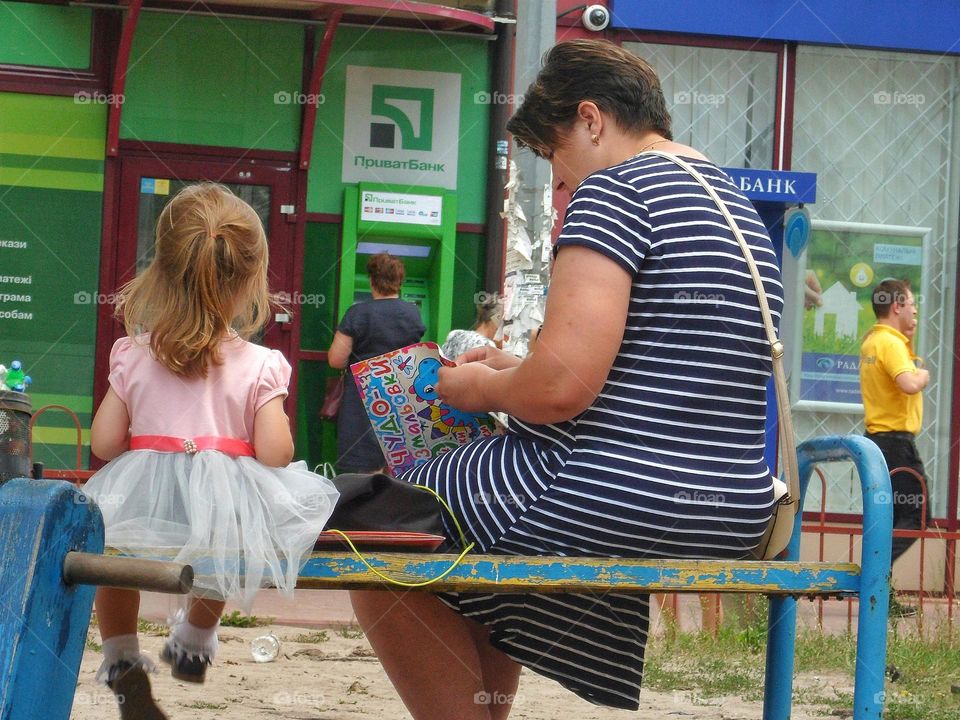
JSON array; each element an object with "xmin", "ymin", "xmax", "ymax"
[{"xmin": 133, "ymin": 180, "xmax": 272, "ymax": 274}]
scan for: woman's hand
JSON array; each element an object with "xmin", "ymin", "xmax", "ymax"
[
  {"xmin": 436, "ymin": 363, "xmax": 498, "ymax": 412},
  {"xmin": 803, "ymin": 270, "xmax": 823, "ymax": 309},
  {"xmin": 455, "ymin": 345, "xmax": 521, "ymax": 370}
]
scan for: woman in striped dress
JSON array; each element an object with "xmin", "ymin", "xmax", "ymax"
[{"xmin": 350, "ymin": 39, "xmax": 783, "ymax": 718}]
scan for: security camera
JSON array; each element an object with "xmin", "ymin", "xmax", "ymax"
[{"xmin": 582, "ymin": 4, "xmax": 610, "ymax": 32}]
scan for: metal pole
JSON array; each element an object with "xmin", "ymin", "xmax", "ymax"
[
  {"xmin": 499, "ymin": 0, "xmax": 555, "ymax": 355},
  {"xmin": 483, "ymin": 0, "xmax": 517, "ymax": 293},
  {"xmin": 513, "ymin": 0, "xmax": 556, "ymax": 238},
  {"xmin": 63, "ymin": 552, "xmax": 193, "ymax": 594}
]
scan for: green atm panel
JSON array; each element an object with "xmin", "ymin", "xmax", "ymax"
[{"xmin": 338, "ymin": 183, "xmax": 457, "ymax": 343}]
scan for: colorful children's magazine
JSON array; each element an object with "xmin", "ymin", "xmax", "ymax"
[{"xmin": 350, "ymin": 342, "xmax": 498, "ymax": 475}]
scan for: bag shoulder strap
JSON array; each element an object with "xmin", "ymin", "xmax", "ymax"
[{"xmin": 645, "ymin": 150, "xmax": 799, "ymax": 508}]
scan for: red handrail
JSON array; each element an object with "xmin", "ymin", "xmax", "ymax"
[{"xmin": 29, "ymin": 404, "xmax": 95, "ymax": 484}]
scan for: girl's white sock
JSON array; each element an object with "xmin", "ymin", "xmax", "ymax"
[
  {"xmin": 169, "ymin": 612, "xmax": 219, "ymax": 659},
  {"xmin": 102, "ymin": 633, "xmax": 141, "ymax": 667},
  {"xmin": 97, "ymin": 633, "xmax": 156, "ymax": 686}
]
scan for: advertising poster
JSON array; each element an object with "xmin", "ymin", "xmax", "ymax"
[{"xmin": 798, "ymin": 222, "xmax": 927, "ymax": 409}]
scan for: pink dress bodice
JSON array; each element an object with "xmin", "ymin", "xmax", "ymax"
[{"xmin": 108, "ymin": 335, "xmax": 291, "ymax": 442}]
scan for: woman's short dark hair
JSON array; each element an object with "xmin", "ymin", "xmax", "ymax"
[
  {"xmin": 506, "ymin": 39, "xmax": 673, "ymax": 156},
  {"xmin": 367, "ymin": 252, "xmax": 405, "ymax": 295}
]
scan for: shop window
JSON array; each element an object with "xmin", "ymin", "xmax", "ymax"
[
  {"xmin": 119, "ymin": 14, "xmax": 303, "ymax": 152},
  {"xmin": 0, "ymin": 3, "xmax": 92, "ymax": 68},
  {"xmin": 789, "ymin": 46, "xmax": 960, "ymax": 517},
  {"xmin": 0, "ymin": 3, "xmax": 108, "ymax": 95},
  {"xmin": 623, "ymin": 41, "xmax": 778, "ymax": 169}
]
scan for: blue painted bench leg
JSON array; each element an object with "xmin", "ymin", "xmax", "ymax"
[
  {"xmin": 762, "ymin": 435, "xmax": 892, "ymax": 720},
  {"xmin": 763, "ymin": 594, "xmax": 797, "ymax": 719},
  {"xmin": 851, "ymin": 437, "xmax": 892, "ymax": 720},
  {"xmin": 0, "ymin": 478, "xmax": 104, "ymax": 720},
  {"xmin": 853, "ymin": 572, "xmax": 889, "ymax": 719}
]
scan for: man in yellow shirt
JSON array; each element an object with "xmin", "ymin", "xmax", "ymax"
[{"xmin": 860, "ymin": 279, "xmax": 930, "ymax": 615}]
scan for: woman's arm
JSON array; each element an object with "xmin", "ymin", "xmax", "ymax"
[
  {"xmin": 327, "ymin": 331, "xmax": 353, "ymax": 369},
  {"xmin": 90, "ymin": 387, "xmax": 131, "ymax": 461},
  {"xmin": 438, "ymin": 246, "xmax": 631, "ymax": 424},
  {"xmin": 253, "ymin": 395, "xmax": 295, "ymax": 467}
]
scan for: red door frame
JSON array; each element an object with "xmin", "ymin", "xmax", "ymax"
[{"xmin": 94, "ymin": 144, "xmax": 301, "ymax": 448}]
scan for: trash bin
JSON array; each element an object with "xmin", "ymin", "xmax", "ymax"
[{"xmin": 0, "ymin": 390, "xmax": 32, "ymax": 483}]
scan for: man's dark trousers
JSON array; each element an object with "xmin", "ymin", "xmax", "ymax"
[{"xmin": 865, "ymin": 431, "xmax": 930, "ymax": 563}]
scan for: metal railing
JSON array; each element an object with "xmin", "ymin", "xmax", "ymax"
[{"xmin": 803, "ymin": 465, "xmax": 959, "ymax": 635}]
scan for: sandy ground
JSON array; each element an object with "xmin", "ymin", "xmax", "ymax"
[{"xmin": 70, "ymin": 621, "xmax": 850, "ymax": 720}]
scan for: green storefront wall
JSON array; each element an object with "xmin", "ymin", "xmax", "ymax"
[
  {"xmin": 0, "ymin": 92, "xmax": 106, "ymax": 470},
  {"xmin": 0, "ymin": 2, "xmax": 92, "ymax": 68},
  {"xmin": 119, "ymin": 18, "xmax": 491, "ymax": 224},
  {"xmin": 1, "ymin": 11, "xmax": 492, "ymax": 471},
  {"xmin": 120, "ymin": 14, "xmax": 304, "ymax": 151},
  {"xmin": 306, "ymin": 25, "xmax": 491, "ymax": 224}
]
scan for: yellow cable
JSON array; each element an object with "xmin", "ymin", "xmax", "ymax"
[
  {"xmin": 325, "ymin": 482, "xmax": 474, "ymax": 588},
  {"xmin": 411, "ymin": 484, "xmax": 470, "ymax": 548},
  {"xmin": 324, "ymin": 529, "xmax": 475, "ymax": 588}
]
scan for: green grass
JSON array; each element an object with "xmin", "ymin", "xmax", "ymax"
[
  {"xmin": 645, "ymin": 618, "xmax": 960, "ymax": 720},
  {"xmin": 645, "ymin": 623, "xmax": 767, "ymax": 704},
  {"xmin": 137, "ymin": 619, "xmax": 169, "ymax": 636},
  {"xmin": 180, "ymin": 700, "xmax": 228, "ymax": 710},
  {"xmin": 336, "ymin": 626, "xmax": 365, "ymax": 639},
  {"xmin": 219, "ymin": 610, "xmax": 272, "ymax": 628}
]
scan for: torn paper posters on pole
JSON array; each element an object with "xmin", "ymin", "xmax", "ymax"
[{"xmin": 500, "ymin": 161, "xmax": 554, "ymax": 356}]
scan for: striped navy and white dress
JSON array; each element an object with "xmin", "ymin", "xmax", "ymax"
[{"xmin": 403, "ymin": 153, "xmax": 784, "ymax": 710}]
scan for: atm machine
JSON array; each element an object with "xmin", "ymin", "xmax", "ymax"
[{"xmin": 337, "ymin": 183, "xmax": 457, "ymax": 343}]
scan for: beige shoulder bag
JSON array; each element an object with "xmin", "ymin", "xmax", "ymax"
[{"xmin": 647, "ymin": 150, "xmax": 800, "ymax": 560}]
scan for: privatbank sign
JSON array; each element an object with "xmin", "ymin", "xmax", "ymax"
[
  {"xmin": 343, "ymin": 65, "xmax": 461, "ymax": 190},
  {"xmin": 721, "ymin": 168, "xmax": 817, "ymax": 204}
]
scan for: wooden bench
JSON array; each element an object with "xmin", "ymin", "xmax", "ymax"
[{"xmin": 297, "ymin": 435, "xmax": 893, "ymax": 720}]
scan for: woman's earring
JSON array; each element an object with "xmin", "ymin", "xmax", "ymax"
[{"xmin": 591, "ymin": 134, "xmax": 600, "ymax": 146}]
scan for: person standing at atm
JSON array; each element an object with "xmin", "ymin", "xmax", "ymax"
[{"xmin": 327, "ymin": 252, "xmax": 425, "ymax": 473}]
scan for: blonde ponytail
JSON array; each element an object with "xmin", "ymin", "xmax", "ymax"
[{"xmin": 114, "ymin": 183, "xmax": 273, "ymax": 377}]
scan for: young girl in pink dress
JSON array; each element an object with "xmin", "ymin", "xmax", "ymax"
[{"xmin": 83, "ymin": 183, "xmax": 339, "ymax": 719}]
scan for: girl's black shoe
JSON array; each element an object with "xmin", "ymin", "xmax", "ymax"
[
  {"xmin": 106, "ymin": 661, "xmax": 168, "ymax": 720},
  {"xmin": 160, "ymin": 639, "xmax": 212, "ymax": 683}
]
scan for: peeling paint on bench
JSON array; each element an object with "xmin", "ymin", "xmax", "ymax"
[{"xmin": 294, "ymin": 554, "xmax": 862, "ymax": 595}]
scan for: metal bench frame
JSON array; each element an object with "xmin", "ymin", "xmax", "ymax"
[
  {"xmin": 299, "ymin": 436, "xmax": 893, "ymax": 720},
  {"xmin": 0, "ymin": 436, "xmax": 889, "ymax": 720}
]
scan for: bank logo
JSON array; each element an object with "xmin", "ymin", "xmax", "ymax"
[
  {"xmin": 343, "ymin": 65, "xmax": 461, "ymax": 190},
  {"xmin": 370, "ymin": 85, "xmax": 435, "ymax": 151}
]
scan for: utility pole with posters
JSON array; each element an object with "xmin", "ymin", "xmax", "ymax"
[{"xmin": 500, "ymin": 0, "xmax": 556, "ymax": 356}]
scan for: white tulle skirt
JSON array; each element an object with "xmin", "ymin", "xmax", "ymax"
[{"xmin": 82, "ymin": 450, "xmax": 339, "ymax": 611}]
